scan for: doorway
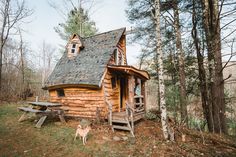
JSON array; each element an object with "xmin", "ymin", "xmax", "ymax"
[{"xmin": 119, "ymin": 77, "xmax": 127, "ymax": 111}]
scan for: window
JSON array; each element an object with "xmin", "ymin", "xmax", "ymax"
[
  {"xmin": 56, "ymin": 89, "xmax": 65, "ymax": 97},
  {"xmin": 111, "ymin": 77, "xmax": 116, "ymax": 89},
  {"xmin": 114, "ymin": 48, "xmax": 125, "ymax": 65},
  {"xmin": 71, "ymin": 44, "xmax": 76, "ymax": 53},
  {"xmin": 114, "ymin": 49, "xmax": 118, "ymax": 65}
]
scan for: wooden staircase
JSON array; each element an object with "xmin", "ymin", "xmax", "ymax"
[
  {"xmin": 111, "ymin": 111, "xmax": 134, "ymax": 137},
  {"xmin": 104, "ymin": 84, "xmax": 145, "ymax": 137},
  {"xmin": 110, "ymin": 102, "xmax": 145, "ymax": 137}
]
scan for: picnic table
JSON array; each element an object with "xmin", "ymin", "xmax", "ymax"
[{"xmin": 18, "ymin": 101, "xmax": 66, "ymax": 128}]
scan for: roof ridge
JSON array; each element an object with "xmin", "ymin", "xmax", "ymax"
[{"xmin": 82, "ymin": 27, "xmax": 126, "ymax": 39}]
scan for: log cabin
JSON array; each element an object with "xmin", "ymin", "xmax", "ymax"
[{"xmin": 43, "ymin": 28, "xmax": 150, "ymax": 135}]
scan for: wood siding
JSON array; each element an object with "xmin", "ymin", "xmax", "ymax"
[
  {"xmin": 108, "ymin": 35, "xmax": 127, "ymax": 65},
  {"xmin": 49, "ymin": 87, "xmax": 106, "ymax": 118},
  {"xmin": 103, "ymin": 70, "xmax": 120, "ymax": 112},
  {"xmin": 118, "ymin": 34, "xmax": 127, "ymax": 65},
  {"xmin": 48, "ymin": 69, "xmax": 147, "ymax": 118}
]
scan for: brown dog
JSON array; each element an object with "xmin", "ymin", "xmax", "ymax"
[{"xmin": 74, "ymin": 125, "xmax": 91, "ymax": 145}]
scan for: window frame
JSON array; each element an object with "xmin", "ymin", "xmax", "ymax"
[
  {"xmin": 114, "ymin": 48, "xmax": 119, "ymax": 65},
  {"xmin": 71, "ymin": 43, "xmax": 77, "ymax": 54}
]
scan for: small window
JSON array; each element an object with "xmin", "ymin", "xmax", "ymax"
[
  {"xmin": 114, "ymin": 49, "xmax": 118, "ymax": 65},
  {"xmin": 71, "ymin": 44, "xmax": 76, "ymax": 53},
  {"xmin": 56, "ymin": 89, "xmax": 65, "ymax": 97},
  {"xmin": 111, "ymin": 77, "xmax": 116, "ymax": 89}
]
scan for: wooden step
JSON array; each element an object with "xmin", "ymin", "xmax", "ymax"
[
  {"xmin": 113, "ymin": 112, "xmax": 126, "ymax": 116},
  {"xmin": 112, "ymin": 119, "xmax": 128, "ymax": 124},
  {"xmin": 134, "ymin": 103, "xmax": 144, "ymax": 105},
  {"xmin": 134, "ymin": 111, "xmax": 145, "ymax": 116},
  {"xmin": 112, "ymin": 125, "xmax": 131, "ymax": 131}
]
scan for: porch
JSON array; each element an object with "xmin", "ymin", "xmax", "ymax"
[{"xmin": 106, "ymin": 65, "xmax": 149, "ymax": 136}]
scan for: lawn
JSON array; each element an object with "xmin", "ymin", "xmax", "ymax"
[{"xmin": 0, "ymin": 103, "xmax": 236, "ymax": 157}]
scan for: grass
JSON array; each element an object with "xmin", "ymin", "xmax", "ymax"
[
  {"xmin": 0, "ymin": 103, "xmax": 130, "ymax": 157},
  {"xmin": 0, "ymin": 103, "xmax": 236, "ymax": 157},
  {"xmin": 0, "ymin": 103, "xmax": 89, "ymax": 157}
]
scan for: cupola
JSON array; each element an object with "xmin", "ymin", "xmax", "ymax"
[{"xmin": 67, "ymin": 34, "xmax": 84, "ymax": 58}]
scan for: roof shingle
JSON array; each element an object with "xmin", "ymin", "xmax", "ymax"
[{"xmin": 44, "ymin": 28, "xmax": 126, "ymax": 89}]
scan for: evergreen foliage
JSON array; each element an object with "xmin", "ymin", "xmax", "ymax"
[{"xmin": 55, "ymin": 7, "xmax": 97, "ymax": 40}]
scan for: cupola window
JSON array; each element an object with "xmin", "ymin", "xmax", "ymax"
[
  {"xmin": 67, "ymin": 34, "xmax": 84, "ymax": 58},
  {"xmin": 71, "ymin": 44, "xmax": 76, "ymax": 53}
]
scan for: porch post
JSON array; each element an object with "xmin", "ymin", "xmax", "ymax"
[
  {"xmin": 141, "ymin": 80, "xmax": 146, "ymax": 111},
  {"xmin": 128, "ymin": 75, "xmax": 135, "ymax": 108}
]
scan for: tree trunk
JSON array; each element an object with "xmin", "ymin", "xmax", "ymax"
[
  {"xmin": 0, "ymin": 46, "xmax": 2, "ymax": 92},
  {"xmin": 191, "ymin": 0, "xmax": 214, "ymax": 132},
  {"xmin": 201, "ymin": 0, "xmax": 227, "ymax": 134},
  {"xmin": 173, "ymin": 0, "xmax": 188, "ymax": 125},
  {"xmin": 0, "ymin": 0, "xmax": 32, "ymax": 93},
  {"xmin": 154, "ymin": 0, "xmax": 173, "ymax": 140}
]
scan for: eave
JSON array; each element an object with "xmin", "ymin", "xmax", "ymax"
[
  {"xmin": 107, "ymin": 65, "xmax": 150, "ymax": 80},
  {"xmin": 42, "ymin": 83, "xmax": 100, "ymax": 90}
]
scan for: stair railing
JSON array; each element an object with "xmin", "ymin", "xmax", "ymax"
[{"xmin": 125, "ymin": 102, "xmax": 134, "ymax": 132}]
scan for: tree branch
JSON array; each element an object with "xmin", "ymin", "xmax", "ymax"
[{"xmin": 220, "ymin": 38, "xmax": 235, "ymax": 73}]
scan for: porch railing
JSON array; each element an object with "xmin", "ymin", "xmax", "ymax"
[{"xmin": 125, "ymin": 102, "xmax": 134, "ymax": 133}]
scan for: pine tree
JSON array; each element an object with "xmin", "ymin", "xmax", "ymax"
[{"xmin": 55, "ymin": 7, "xmax": 97, "ymax": 40}]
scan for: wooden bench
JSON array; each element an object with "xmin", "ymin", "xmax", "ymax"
[{"xmin": 18, "ymin": 107, "xmax": 44, "ymax": 113}]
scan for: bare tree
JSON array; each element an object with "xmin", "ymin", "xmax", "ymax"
[
  {"xmin": 0, "ymin": 0, "xmax": 33, "ymax": 91},
  {"xmin": 18, "ymin": 29, "xmax": 26, "ymax": 99},
  {"xmin": 39, "ymin": 41, "xmax": 56, "ymax": 87}
]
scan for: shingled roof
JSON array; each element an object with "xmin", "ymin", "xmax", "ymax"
[{"xmin": 44, "ymin": 28, "xmax": 126, "ymax": 89}]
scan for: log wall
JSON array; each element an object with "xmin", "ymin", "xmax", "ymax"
[
  {"xmin": 48, "ymin": 69, "xmax": 122, "ymax": 118},
  {"xmin": 103, "ymin": 70, "xmax": 120, "ymax": 112},
  {"xmin": 108, "ymin": 34, "xmax": 127, "ymax": 65},
  {"xmin": 118, "ymin": 34, "xmax": 127, "ymax": 65},
  {"xmin": 49, "ymin": 87, "xmax": 106, "ymax": 118}
]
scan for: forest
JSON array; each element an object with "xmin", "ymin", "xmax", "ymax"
[{"xmin": 0, "ymin": 0, "xmax": 236, "ymax": 156}]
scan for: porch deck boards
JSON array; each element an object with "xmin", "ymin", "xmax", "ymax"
[{"xmin": 112, "ymin": 111, "xmax": 145, "ymax": 122}]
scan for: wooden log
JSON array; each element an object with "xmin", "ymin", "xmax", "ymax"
[
  {"xmin": 66, "ymin": 104, "xmax": 103, "ymax": 108},
  {"xmin": 67, "ymin": 107, "xmax": 103, "ymax": 112}
]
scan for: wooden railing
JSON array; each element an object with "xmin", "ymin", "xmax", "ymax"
[
  {"xmin": 125, "ymin": 102, "xmax": 134, "ymax": 132},
  {"xmin": 134, "ymin": 95, "xmax": 145, "ymax": 112}
]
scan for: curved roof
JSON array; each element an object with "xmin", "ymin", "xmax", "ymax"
[{"xmin": 44, "ymin": 28, "xmax": 126, "ymax": 89}]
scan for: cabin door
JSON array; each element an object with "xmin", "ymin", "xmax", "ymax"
[{"xmin": 119, "ymin": 77, "xmax": 127, "ymax": 111}]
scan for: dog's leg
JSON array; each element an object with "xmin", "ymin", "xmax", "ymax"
[
  {"xmin": 74, "ymin": 131, "xmax": 78, "ymax": 141},
  {"xmin": 82, "ymin": 136, "xmax": 85, "ymax": 145}
]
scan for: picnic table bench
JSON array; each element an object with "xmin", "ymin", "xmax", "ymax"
[{"xmin": 18, "ymin": 101, "xmax": 67, "ymax": 128}]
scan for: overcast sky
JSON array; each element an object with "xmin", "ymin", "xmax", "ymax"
[{"xmin": 22, "ymin": 0, "xmax": 140, "ymax": 65}]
